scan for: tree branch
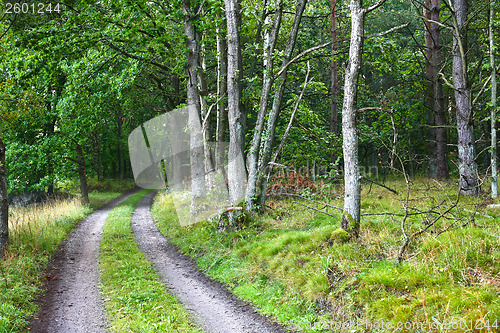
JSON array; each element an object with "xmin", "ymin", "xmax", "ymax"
[{"xmin": 365, "ymin": 0, "xmax": 388, "ymax": 13}]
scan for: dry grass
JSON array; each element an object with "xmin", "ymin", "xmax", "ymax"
[{"xmin": 9, "ymin": 197, "xmax": 84, "ymax": 234}]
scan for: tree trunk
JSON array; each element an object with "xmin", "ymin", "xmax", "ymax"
[
  {"xmin": 490, "ymin": 0, "xmax": 497, "ymax": 198},
  {"xmin": 245, "ymin": 0, "xmax": 284, "ymax": 211},
  {"xmin": 116, "ymin": 109, "xmax": 124, "ymax": 181},
  {"xmin": 452, "ymin": 0, "xmax": 479, "ymax": 195},
  {"xmin": 257, "ymin": 0, "xmax": 308, "ymax": 207},
  {"xmin": 426, "ymin": 0, "xmax": 449, "ymax": 179},
  {"xmin": 183, "ymin": 0, "xmax": 207, "ymax": 216},
  {"xmin": 0, "ymin": 130, "xmax": 8, "ymax": 257},
  {"xmin": 225, "ymin": 0, "xmax": 246, "ymax": 205},
  {"xmin": 425, "ymin": 0, "xmax": 437, "ymax": 178},
  {"xmin": 76, "ymin": 144, "xmax": 89, "ymax": 204},
  {"xmin": 199, "ymin": 45, "xmax": 215, "ymax": 175},
  {"xmin": 216, "ymin": 20, "xmax": 228, "ymax": 172},
  {"xmin": 95, "ymin": 133, "xmax": 103, "ymax": 181},
  {"xmin": 341, "ymin": 0, "xmax": 365, "ymax": 234},
  {"xmin": 330, "ymin": 0, "xmax": 339, "ymax": 165}
]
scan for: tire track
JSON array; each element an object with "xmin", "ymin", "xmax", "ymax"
[
  {"xmin": 30, "ymin": 190, "xmax": 140, "ymax": 333},
  {"xmin": 131, "ymin": 191, "xmax": 289, "ymax": 333}
]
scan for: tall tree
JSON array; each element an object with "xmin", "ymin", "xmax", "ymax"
[
  {"xmin": 425, "ymin": 0, "xmax": 449, "ymax": 179},
  {"xmin": 246, "ymin": 0, "xmax": 284, "ymax": 211},
  {"xmin": 330, "ymin": 0, "xmax": 339, "ymax": 165},
  {"xmin": 341, "ymin": 0, "xmax": 386, "ymax": 235},
  {"xmin": 225, "ymin": 0, "xmax": 246, "ymax": 205},
  {"xmin": 183, "ymin": 0, "xmax": 207, "ymax": 216},
  {"xmin": 0, "ymin": 129, "xmax": 7, "ymax": 258},
  {"xmin": 489, "ymin": 0, "xmax": 497, "ymax": 198},
  {"xmin": 215, "ymin": 16, "xmax": 228, "ymax": 171},
  {"xmin": 257, "ymin": 0, "xmax": 308, "ymax": 206},
  {"xmin": 452, "ymin": 0, "xmax": 479, "ymax": 195}
]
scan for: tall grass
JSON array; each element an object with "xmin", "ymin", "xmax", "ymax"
[{"xmin": 0, "ymin": 191, "xmax": 123, "ymax": 333}]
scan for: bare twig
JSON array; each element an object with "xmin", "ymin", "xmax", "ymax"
[
  {"xmin": 361, "ymin": 176, "xmax": 399, "ymax": 195},
  {"xmin": 277, "ymin": 192, "xmax": 344, "ymax": 211},
  {"xmin": 292, "ymin": 201, "xmax": 337, "ymax": 217}
]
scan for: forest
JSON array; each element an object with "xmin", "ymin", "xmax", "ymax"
[{"xmin": 0, "ymin": 0, "xmax": 499, "ymax": 332}]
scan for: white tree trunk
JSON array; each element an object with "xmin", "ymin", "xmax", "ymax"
[
  {"xmin": 257, "ymin": 0, "xmax": 307, "ymax": 206},
  {"xmin": 245, "ymin": 0, "xmax": 284, "ymax": 210},
  {"xmin": 341, "ymin": 0, "xmax": 364, "ymax": 233},
  {"xmin": 490, "ymin": 0, "xmax": 497, "ymax": 198},
  {"xmin": 216, "ymin": 23, "xmax": 228, "ymax": 172},
  {"xmin": 0, "ymin": 130, "xmax": 8, "ymax": 257},
  {"xmin": 183, "ymin": 0, "xmax": 206, "ymax": 217},
  {"xmin": 225, "ymin": 0, "xmax": 246, "ymax": 205}
]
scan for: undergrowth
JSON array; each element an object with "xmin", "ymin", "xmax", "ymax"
[
  {"xmin": 151, "ymin": 177, "xmax": 499, "ymax": 333},
  {"xmin": 99, "ymin": 189, "xmax": 201, "ymax": 333}
]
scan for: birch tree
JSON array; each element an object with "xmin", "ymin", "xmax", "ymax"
[
  {"xmin": 490, "ymin": 0, "xmax": 497, "ymax": 198},
  {"xmin": 341, "ymin": 0, "xmax": 387, "ymax": 235},
  {"xmin": 256, "ymin": 0, "xmax": 308, "ymax": 207},
  {"xmin": 183, "ymin": 0, "xmax": 207, "ymax": 215},
  {"xmin": 0, "ymin": 130, "xmax": 7, "ymax": 258},
  {"xmin": 245, "ymin": 0, "xmax": 284, "ymax": 211},
  {"xmin": 330, "ymin": 0, "xmax": 339, "ymax": 165},
  {"xmin": 225, "ymin": 0, "xmax": 246, "ymax": 205}
]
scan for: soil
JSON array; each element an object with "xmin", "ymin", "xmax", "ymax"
[
  {"xmin": 29, "ymin": 190, "xmax": 139, "ymax": 333},
  {"xmin": 131, "ymin": 191, "xmax": 291, "ymax": 333}
]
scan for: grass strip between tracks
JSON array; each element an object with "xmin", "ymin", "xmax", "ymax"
[{"xmin": 99, "ymin": 189, "xmax": 202, "ymax": 333}]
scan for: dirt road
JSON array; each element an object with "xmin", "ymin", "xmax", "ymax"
[
  {"xmin": 132, "ymin": 191, "xmax": 289, "ymax": 333},
  {"xmin": 30, "ymin": 190, "xmax": 291, "ymax": 333},
  {"xmin": 30, "ymin": 191, "xmax": 138, "ymax": 333}
]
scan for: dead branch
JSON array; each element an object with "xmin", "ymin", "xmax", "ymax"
[
  {"xmin": 397, "ymin": 188, "xmax": 460, "ymax": 263},
  {"xmin": 292, "ymin": 201, "xmax": 337, "ymax": 218},
  {"xmin": 361, "ymin": 176, "xmax": 399, "ymax": 195},
  {"xmin": 277, "ymin": 192, "xmax": 344, "ymax": 211}
]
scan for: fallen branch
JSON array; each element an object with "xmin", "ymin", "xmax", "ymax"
[
  {"xmin": 277, "ymin": 192, "xmax": 344, "ymax": 211},
  {"xmin": 292, "ymin": 201, "xmax": 337, "ymax": 217},
  {"xmin": 361, "ymin": 176, "xmax": 399, "ymax": 195},
  {"xmin": 397, "ymin": 188, "xmax": 460, "ymax": 263}
]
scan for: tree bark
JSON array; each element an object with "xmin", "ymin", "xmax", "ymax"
[
  {"xmin": 216, "ymin": 20, "xmax": 228, "ymax": 172},
  {"xmin": 452, "ymin": 0, "xmax": 479, "ymax": 195},
  {"xmin": 330, "ymin": 0, "xmax": 339, "ymax": 165},
  {"xmin": 225, "ymin": 0, "xmax": 246, "ymax": 205},
  {"xmin": 245, "ymin": 0, "xmax": 284, "ymax": 211},
  {"xmin": 0, "ymin": 130, "xmax": 8, "ymax": 257},
  {"xmin": 257, "ymin": 0, "xmax": 308, "ymax": 207},
  {"xmin": 339, "ymin": 4, "xmax": 400, "ymax": 229},
  {"xmin": 95, "ymin": 132, "xmax": 103, "ymax": 181},
  {"xmin": 425, "ymin": 0, "xmax": 449, "ymax": 179},
  {"xmin": 490, "ymin": 0, "xmax": 497, "ymax": 198},
  {"xmin": 199, "ymin": 45, "xmax": 215, "ymax": 175},
  {"xmin": 75, "ymin": 143, "xmax": 89, "ymax": 204},
  {"xmin": 183, "ymin": 0, "xmax": 207, "ymax": 215},
  {"xmin": 115, "ymin": 109, "xmax": 124, "ymax": 181}
]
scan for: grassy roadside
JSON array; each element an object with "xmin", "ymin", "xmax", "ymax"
[
  {"xmin": 151, "ymin": 178, "xmax": 499, "ymax": 333},
  {"xmin": 0, "ymin": 181, "xmax": 135, "ymax": 332},
  {"xmin": 99, "ymin": 189, "xmax": 202, "ymax": 333}
]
